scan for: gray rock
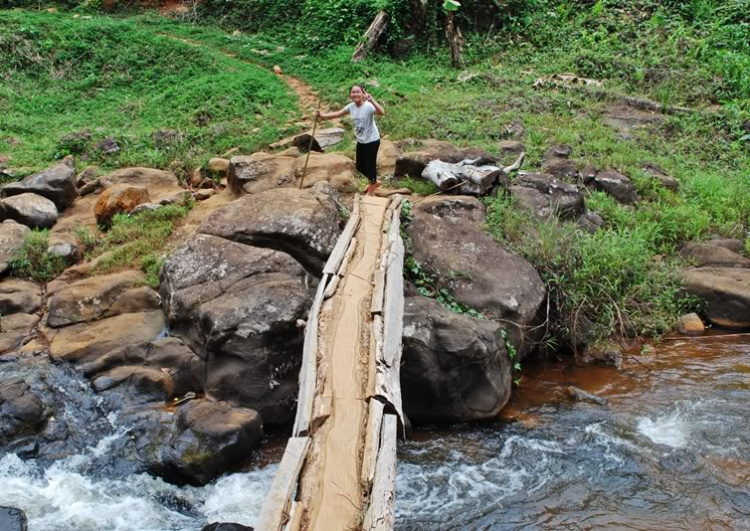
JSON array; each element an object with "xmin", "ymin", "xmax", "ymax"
[
  {"xmin": 408, "ymin": 196, "xmax": 545, "ymax": 357},
  {"xmin": 92, "ymin": 366, "xmax": 175, "ymax": 404},
  {"xmin": 402, "ymin": 296, "xmax": 511, "ymax": 422},
  {"xmin": 543, "ymin": 144, "xmax": 572, "ymax": 160},
  {"xmin": 142, "ymin": 400, "xmax": 262, "ymax": 486},
  {"xmin": 682, "ymin": 267, "xmax": 750, "ymax": 329},
  {"xmin": 566, "ymin": 386, "xmax": 608, "ymax": 406},
  {"xmin": 0, "ymin": 278, "xmax": 43, "ymax": 314},
  {"xmin": 202, "ymin": 523, "xmax": 254, "ymax": 531},
  {"xmin": 0, "ymin": 193, "xmax": 59, "ymax": 229},
  {"xmin": 513, "ymin": 173, "xmax": 584, "ymax": 219},
  {"xmin": 1, "ymin": 161, "xmax": 78, "ymax": 211},
  {"xmin": 0, "ymin": 507, "xmax": 27, "ymax": 531},
  {"xmin": 47, "ymin": 271, "xmax": 160, "ymax": 328},
  {"xmin": 0, "ymin": 379, "xmax": 49, "ymax": 446},
  {"xmin": 577, "ymin": 211, "xmax": 606, "ymax": 233},
  {"xmin": 591, "ymin": 170, "xmax": 639, "ymax": 205},
  {"xmin": 0, "ymin": 220, "xmax": 30, "ymax": 276},
  {"xmin": 199, "ymin": 184, "xmax": 341, "ymax": 274},
  {"xmin": 81, "ymin": 337, "xmax": 205, "ymax": 398},
  {"xmin": 509, "ymin": 185, "xmax": 551, "ymax": 220},
  {"xmin": 642, "ymin": 163, "xmax": 679, "ymax": 192},
  {"xmin": 541, "ymin": 157, "xmax": 579, "ymax": 181},
  {"xmin": 680, "ymin": 242, "xmax": 750, "ymax": 268},
  {"xmin": 95, "ymin": 137, "xmax": 120, "ymax": 155},
  {"xmin": 497, "ymin": 140, "xmax": 525, "ymax": 163},
  {"xmin": 160, "ymin": 234, "xmax": 310, "ymax": 425},
  {"xmin": 75, "ymin": 166, "xmax": 99, "ymax": 188}
]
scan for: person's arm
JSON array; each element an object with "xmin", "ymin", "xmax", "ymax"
[
  {"xmin": 316, "ymin": 108, "xmax": 348, "ymax": 120},
  {"xmin": 365, "ymin": 91, "xmax": 385, "ymax": 116}
]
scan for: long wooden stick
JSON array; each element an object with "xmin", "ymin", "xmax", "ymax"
[
  {"xmin": 298, "ymin": 97, "xmax": 322, "ymax": 190},
  {"xmin": 412, "ymin": 179, "xmax": 467, "ymax": 204}
]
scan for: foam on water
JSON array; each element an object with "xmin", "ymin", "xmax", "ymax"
[
  {"xmin": 637, "ymin": 413, "xmax": 690, "ymax": 448},
  {"xmin": 0, "ymin": 448, "xmax": 276, "ymax": 531}
]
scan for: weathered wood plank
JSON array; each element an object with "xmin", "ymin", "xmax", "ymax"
[
  {"xmin": 293, "ymin": 273, "xmax": 329, "ymax": 436},
  {"xmin": 257, "ymin": 436, "xmax": 310, "ymax": 531},
  {"xmin": 322, "ymin": 198, "xmax": 361, "ymax": 276},
  {"xmin": 367, "ymin": 313, "xmax": 384, "ymax": 401},
  {"xmin": 370, "ymin": 270, "xmax": 386, "ymax": 314},
  {"xmin": 361, "ymin": 398, "xmax": 385, "ymax": 488},
  {"xmin": 363, "ymin": 414, "xmax": 398, "ymax": 531}
]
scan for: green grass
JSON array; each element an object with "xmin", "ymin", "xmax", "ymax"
[
  {"xmin": 8, "ymin": 229, "xmax": 68, "ymax": 282},
  {"xmin": 89, "ymin": 204, "xmax": 191, "ymax": 287},
  {"xmin": 2, "ymin": 2, "xmax": 748, "ymax": 348},
  {"xmin": 0, "ymin": 11, "xmax": 296, "ymax": 180}
]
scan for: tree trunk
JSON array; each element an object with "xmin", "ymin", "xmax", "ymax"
[
  {"xmin": 352, "ymin": 11, "xmax": 389, "ymax": 62},
  {"xmin": 445, "ymin": 11, "xmax": 464, "ymax": 68}
]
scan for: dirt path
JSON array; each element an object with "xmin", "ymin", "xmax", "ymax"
[
  {"xmin": 298, "ymin": 195, "xmax": 390, "ymax": 530},
  {"xmin": 159, "ymin": 32, "xmax": 340, "ymax": 129}
]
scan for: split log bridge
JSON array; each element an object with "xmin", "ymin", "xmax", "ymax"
[{"xmin": 258, "ymin": 195, "xmax": 406, "ymax": 531}]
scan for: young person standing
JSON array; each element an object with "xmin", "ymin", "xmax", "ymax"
[{"xmin": 316, "ymin": 84, "xmax": 385, "ymax": 195}]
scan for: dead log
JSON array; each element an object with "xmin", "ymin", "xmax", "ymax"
[
  {"xmin": 352, "ymin": 11, "xmax": 388, "ymax": 62},
  {"xmin": 421, "ymin": 160, "xmax": 461, "ymax": 191}
]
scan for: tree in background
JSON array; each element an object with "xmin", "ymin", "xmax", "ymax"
[{"xmin": 443, "ymin": 0, "xmax": 464, "ymax": 68}]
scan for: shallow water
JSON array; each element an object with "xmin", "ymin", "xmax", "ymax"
[{"xmin": 1, "ymin": 335, "xmax": 748, "ymax": 530}]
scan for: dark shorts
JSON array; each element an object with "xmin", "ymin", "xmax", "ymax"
[{"xmin": 356, "ymin": 139, "xmax": 380, "ymax": 183}]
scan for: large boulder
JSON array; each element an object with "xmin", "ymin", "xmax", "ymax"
[
  {"xmin": 377, "ymin": 138, "xmax": 401, "ymax": 174},
  {"xmin": 160, "ymin": 234, "xmax": 310, "ymax": 424},
  {"xmin": 81, "ymin": 337, "xmax": 205, "ymax": 397},
  {"xmin": 0, "ymin": 379, "xmax": 49, "ymax": 446},
  {"xmin": 91, "ymin": 366, "xmax": 175, "ymax": 404},
  {"xmin": 227, "ymin": 153, "xmax": 297, "ymax": 195},
  {"xmin": 679, "ymin": 242, "xmax": 750, "ymax": 268},
  {"xmin": 1, "ymin": 160, "xmax": 78, "ymax": 211},
  {"xmin": 0, "ymin": 220, "xmax": 30, "ymax": 275},
  {"xmin": 541, "ymin": 144, "xmax": 578, "ymax": 181},
  {"xmin": 402, "ymin": 296, "xmax": 511, "ymax": 422},
  {"xmin": 199, "ymin": 184, "xmax": 341, "ymax": 274},
  {"xmin": 142, "ymin": 400, "xmax": 263, "ymax": 486},
  {"xmin": 47, "ymin": 271, "xmax": 160, "ymax": 328},
  {"xmin": 590, "ymin": 170, "xmax": 639, "ymax": 205},
  {"xmin": 512, "ymin": 173, "xmax": 584, "ymax": 220},
  {"xmin": 682, "ymin": 267, "xmax": 750, "ymax": 329},
  {"xmin": 0, "ymin": 193, "xmax": 59, "ymax": 229},
  {"xmin": 407, "ymin": 197, "xmax": 545, "ymax": 357},
  {"xmin": 94, "ymin": 184, "xmax": 150, "ymax": 227},
  {"xmin": 394, "ymin": 139, "xmax": 496, "ymax": 178},
  {"xmin": 298, "ymin": 153, "xmax": 356, "ymax": 192},
  {"xmin": 82, "ymin": 167, "xmax": 185, "ymax": 204},
  {"xmin": 47, "ymin": 310, "xmax": 166, "ymax": 364},
  {"xmin": 0, "ymin": 278, "xmax": 43, "ymax": 315}
]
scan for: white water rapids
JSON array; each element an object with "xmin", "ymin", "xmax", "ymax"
[{"xmin": 2, "ymin": 336, "xmax": 749, "ymax": 529}]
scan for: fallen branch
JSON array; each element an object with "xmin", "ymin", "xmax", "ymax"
[{"xmin": 352, "ymin": 11, "xmax": 388, "ymax": 62}]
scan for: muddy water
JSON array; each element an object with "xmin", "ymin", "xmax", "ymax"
[
  {"xmin": 1, "ymin": 335, "xmax": 748, "ymax": 529},
  {"xmin": 396, "ymin": 335, "xmax": 750, "ymax": 529}
]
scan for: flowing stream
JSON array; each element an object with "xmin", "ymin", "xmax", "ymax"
[{"xmin": 1, "ymin": 334, "xmax": 748, "ymax": 530}]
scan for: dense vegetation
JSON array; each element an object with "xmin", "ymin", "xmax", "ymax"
[{"xmin": 1, "ymin": 1, "xmax": 749, "ymax": 352}]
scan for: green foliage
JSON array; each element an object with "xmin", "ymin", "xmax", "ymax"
[
  {"xmin": 0, "ymin": 11, "xmax": 295, "ymax": 177},
  {"xmin": 8, "ymin": 230, "xmax": 67, "ymax": 282},
  {"xmin": 91, "ymin": 204, "xmax": 190, "ymax": 287},
  {"xmin": 485, "ymin": 195, "xmax": 699, "ymax": 348}
]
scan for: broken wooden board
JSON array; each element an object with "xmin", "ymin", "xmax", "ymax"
[
  {"xmin": 363, "ymin": 414, "xmax": 398, "ymax": 531},
  {"xmin": 256, "ymin": 436, "xmax": 310, "ymax": 531}
]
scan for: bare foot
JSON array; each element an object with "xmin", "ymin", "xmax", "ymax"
[{"xmin": 365, "ymin": 183, "xmax": 373, "ymax": 196}]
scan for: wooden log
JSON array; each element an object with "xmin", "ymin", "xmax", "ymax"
[
  {"xmin": 360, "ymin": 398, "xmax": 385, "ymax": 488},
  {"xmin": 352, "ymin": 11, "xmax": 388, "ymax": 63},
  {"xmin": 367, "ymin": 313, "xmax": 384, "ymax": 401},
  {"xmin": 322, "ymin": 197, "xmax": 361, "ymax": 276},
  {"xmin": 257, "ymin": 436, "xmax": 310, "ymax": 531},
  {"xmin": 421, "ymin": 160, "xmax": 460, "ymax": 191},
  {"xmin": 293, "ymin": 273, "xmax": 329, "ymax": 436},
  {"xmin": 363, "ymin": 414, "xmax": 398, "ymax": 531}
]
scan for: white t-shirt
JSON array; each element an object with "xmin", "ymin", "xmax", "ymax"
[{"xmin": 344, "ymin": 101, "xmax": 380, "ymax": 144}]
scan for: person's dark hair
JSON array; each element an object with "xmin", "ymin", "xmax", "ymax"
[{"xmin": 350, "ymin": 83, "xmax": 365, "ymax": 92}]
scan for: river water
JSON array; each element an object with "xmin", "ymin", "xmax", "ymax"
[{"xmin": 1, "ymin": 335, "xmax": 748, "ymax": 530}]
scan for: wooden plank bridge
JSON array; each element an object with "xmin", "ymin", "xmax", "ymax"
[{"xmin": 258, "ymin": 194, "xmax": 406, "ymax": 531}]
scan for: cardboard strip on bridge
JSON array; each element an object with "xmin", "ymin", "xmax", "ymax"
[{"xmin": 258, "ymin": 194, "xmax": 406, "ymax": 531}]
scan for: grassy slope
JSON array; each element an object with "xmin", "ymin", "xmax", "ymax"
[
  {"xmin": 0, "ymin": 10, "xmax": 296, "ymax": 180},
  {"xmin": 2, "ymin": 3, "xmax": 749, "ymax": 348}
]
